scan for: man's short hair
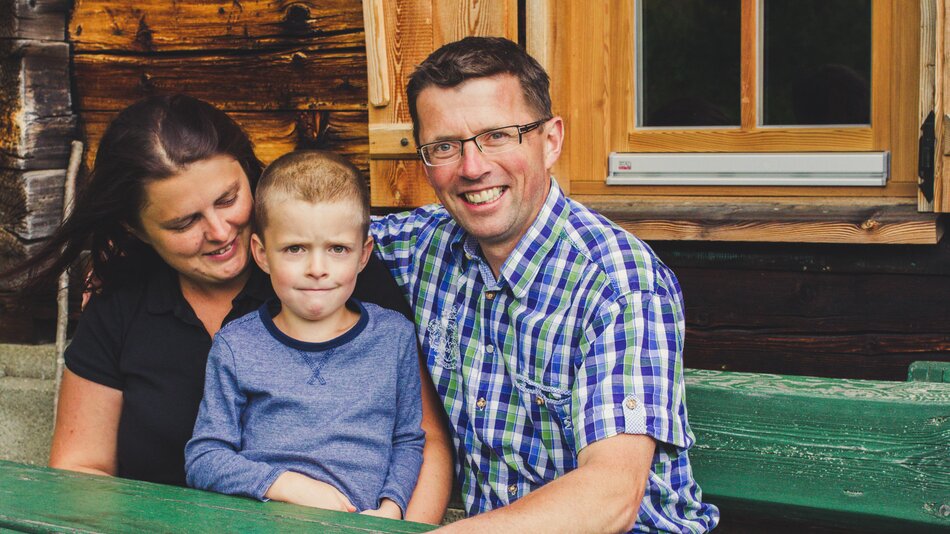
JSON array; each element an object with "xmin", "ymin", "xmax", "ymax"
[
  {"xmin": 406, "ymin": 36, "xmax": 552, "ymax": 144},
  {"xmin": 254, "ymin": 150, "xmax": 370, "ymax": 238}
]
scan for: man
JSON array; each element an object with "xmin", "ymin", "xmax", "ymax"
[{"xmin": 371, "ymin": 36, "xmax": 719, "ymax": 532}]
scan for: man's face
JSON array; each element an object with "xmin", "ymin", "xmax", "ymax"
[{"xmin": 416, "ymin": 74, "xmax": 562, "ymax": 263}]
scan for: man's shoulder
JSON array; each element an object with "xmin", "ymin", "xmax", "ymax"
[
  {"xmin": 372, "ymin": 203, "xmax": 455, "ymax": 234},
  {"xmin": 560, "ymin": 198, "xmax": 676, "ymax": 297}
]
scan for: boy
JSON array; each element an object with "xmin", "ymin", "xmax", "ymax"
[{"xmin": 185, "ymin": 150, "xmax": 424, "ymax": 520}]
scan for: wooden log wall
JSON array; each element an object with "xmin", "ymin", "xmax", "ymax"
[
  {"xmin": 1, "ymin": 1, "xmax": 948, "ymax": 384},
  {"xmin": 69, "ymin": 0, "xmax": 370, "ymax": 171},
  {"xmin": 0, "ymin": 0, "xmax": 75, "ymax": 342}
]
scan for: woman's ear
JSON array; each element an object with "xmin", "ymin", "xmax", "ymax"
[
  {"xmin": 250, "ymin": 233, "xmax": 271, "ymax": 274},
  {"xmin": 122, "ymin": 222, "xmax": 150, "ymax": 245}
]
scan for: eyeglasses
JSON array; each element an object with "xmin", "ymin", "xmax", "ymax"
[{"xmin": 417, "ymin": 118, "xmax": 551, "ymax": 167}]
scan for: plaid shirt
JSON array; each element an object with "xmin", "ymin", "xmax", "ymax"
[{"xmin": 372, "ymin": 181, "xmax": 718, "ymax": 532}]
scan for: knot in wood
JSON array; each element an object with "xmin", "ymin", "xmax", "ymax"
[
  {"xmin": 860, "ymin": 219, "xmax": 879, "ymax": 231},
  {"xmin": 291, "ymin": 52, "xmax": 307, "ymax": 65}
]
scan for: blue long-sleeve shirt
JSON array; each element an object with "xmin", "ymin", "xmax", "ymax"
[{"xmin": 185, "ymin": 299, "xmax": 424, "ymax": 514}]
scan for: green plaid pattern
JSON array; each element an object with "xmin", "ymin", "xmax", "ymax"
[{"xmin": 372, "ymin": 181, "xmax": 718, "ymax": 532}]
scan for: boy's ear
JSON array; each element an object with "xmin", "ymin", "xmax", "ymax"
[
  {"xmin": 250, "ymin": 233, "xmax": 271, "ymax": 274},
  {"xmin": 358, "ymin": 235, "xmax": 374, "ymax": 273}
]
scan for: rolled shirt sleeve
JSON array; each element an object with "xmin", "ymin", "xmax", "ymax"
[{"xmin": 573, "ymin": 290, "xmax": 692, "ymax": 453}]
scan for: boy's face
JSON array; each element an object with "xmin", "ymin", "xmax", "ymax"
[{"xmin": 251, "ymin": 197, "xmax": 372, "ymax": 338}]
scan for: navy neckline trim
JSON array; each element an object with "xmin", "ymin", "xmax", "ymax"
[{"xmin": 258, "ymin": 298, "xmax": 368, "ymax": 351}]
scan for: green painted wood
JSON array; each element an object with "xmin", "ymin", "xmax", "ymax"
[
  {"xmin": 0, "ymin": 461, "xmax": 435, "ymax": 533},
  {"xmin": 908, "ymin": 361, "xmax": 950, "ymax": 383},
  {"xmin": 685, "ymin": 369, "xmax": 950, "ymax": 532}
]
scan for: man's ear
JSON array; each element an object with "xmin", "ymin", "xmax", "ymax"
[
  {"xmin": 358, "ymin": 235, "xmax": 374, "ymax": 273},
  {"xmin": 543, "ymin": 116, "xmax": 564, "ymax": 172},
  {"xmin": 250, "ymin": 233, "xmax": 271, "ymax": 274}
]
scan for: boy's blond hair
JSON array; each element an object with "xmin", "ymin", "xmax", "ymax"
[{"xmin": 254, "ymin": 150, "xmax": 370, "ymax": 238}]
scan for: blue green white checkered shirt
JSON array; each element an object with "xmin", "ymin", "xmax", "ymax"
[{"xmin": 372, "ymin": 180, "xmax": 719, "ymax": 532}]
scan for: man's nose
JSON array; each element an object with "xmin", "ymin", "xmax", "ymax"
[{"xmin": 459, "ymin": 139, "xmax": 491, "ymax": 179}]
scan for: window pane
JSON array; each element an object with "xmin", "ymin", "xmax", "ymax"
[
  {"xmin": 762, "ymin": 0, "xmax": 871, "ymax": 126},
  {"xmin": 639, "ymin": 0, "xmax": 741, "ymax": 127}
]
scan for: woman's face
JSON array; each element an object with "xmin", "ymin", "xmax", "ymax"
[{"xmin": 135, "ymin": 155, "xmax": 254, "ymax": 289}]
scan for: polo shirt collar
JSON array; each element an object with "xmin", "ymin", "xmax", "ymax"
[
  {"xmin": 447, "ymin": 178, "xmax": 569, "ymax": 299},
  {"xmin": 145, "ymin": 263, "xmax": 272, "ymax": 316}
]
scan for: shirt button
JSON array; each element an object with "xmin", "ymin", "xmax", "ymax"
[
  {"xmin": 625, "ymin": 397, "xmax": 638, "ymax": 410},
  {"xmin": 563, "ymin": 417, "xmax": 572, "ymax": 429},
  {"xmin": 476, "ymin": 397, "xmax": 487, "ymax": 410},
  {"xmin": 535, "ymin": 395, "xmax": 545, "ymax": 406},
  {"xmin": 485, "ymin": 291, "xmax": 496, "ymax": 300},
  {"xmin": 486, "ymin": 345, "xmax": 495, "ymax": 354},
  {"xmin": 508, "ymin": 484, "xmax": 518, "ymax": 496}
]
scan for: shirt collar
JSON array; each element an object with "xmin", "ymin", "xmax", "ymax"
[
  {"xmin": 448, "ymin": 178, "xmax": 569, "ymax": 299},
  {"xmin": 146, "ymin": 263, "xmax": 272, "ymax": 315}
]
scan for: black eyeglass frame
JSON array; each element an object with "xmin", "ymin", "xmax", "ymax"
[{"xmin": 416, "ymin": 118, "xmax": 551, "ymax": 167}]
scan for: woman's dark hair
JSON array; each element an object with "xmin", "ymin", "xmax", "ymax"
[{"xmin": 2, "ymin": 94, "xmax": 262, "ymax": 293}]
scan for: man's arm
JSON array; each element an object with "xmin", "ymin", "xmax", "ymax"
[{"xmin": 439, "ymin": 433, "xmax": 654, "ymax": 533}]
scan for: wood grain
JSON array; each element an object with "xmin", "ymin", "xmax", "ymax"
[
  {"xmin": 0, "ymin": 169, "xmax": 66, "ymax": 241},
  {"xmin": 687, "ymin": 368, "xmax": 950, "ymax": 530},
  {"xmin": 0, "ymin": 0, "xmax": 67, "ymax": 40},
  {"xmin": 0, "ymin": 40, "xmax": 76, "ymax": 170},
  {"xmin": 0, "ymin": 461, "xmax": 436, "ymax": 532},
  {"xmin": 919, "ymin": 0, "xmax": 936, "ymax": 211},
  {"xmin": 584, "ymin": 198, "xmax": 941, "ymax": 243},
  {"xmin": 72, "ymin": 47, "xmax": 367, "ymax": 112},
  {"xmin": 69, "ymin": 0, "xmax": 363, "ymax": 52}
]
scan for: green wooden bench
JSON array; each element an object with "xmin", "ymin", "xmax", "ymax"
[
  {"xmin": 1, "ymin": 366, "xmax": 947, "ymax": 532},
  {"xmin": 686, "ymin": 365, "xmax": 950, "ymax": 532},
  {"xmin": 0, "ymin": 460, "xmax": 435, "ymax": 533}
]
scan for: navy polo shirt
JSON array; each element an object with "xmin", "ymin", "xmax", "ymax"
[{"xmin": 65, "ymin": 254, "xmax": 411, "ymax": 486}]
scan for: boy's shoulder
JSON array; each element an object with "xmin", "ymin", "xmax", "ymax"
[
  {"xmin": 361, "ymin": 301, "xmax": 414, "ymax": 330},
  {"xmin": 217, "ymin": 307, "xmax": 267, "ymax": 340}
]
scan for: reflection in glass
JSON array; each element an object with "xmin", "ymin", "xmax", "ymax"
[
  {"xmin": 639, "ymin": 0, "xmax": 741, "ymax": 127},
  {"xmin": 763, "ymin": 0, "xmax": 871, "ymax": 126}
]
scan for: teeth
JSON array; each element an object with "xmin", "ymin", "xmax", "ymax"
[
  {"xmin": 463, "ymin": 187, "xmax": 504, "ymax": 205},
  {"xmin": 208, "ymin": 242, "xmax": 233, "ymax": 255}
]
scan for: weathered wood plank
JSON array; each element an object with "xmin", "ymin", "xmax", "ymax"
[
  {"xmin": 0, "ymin": 168, "xmax": 64, "ymax": 240},
  {"xmin": 651, "ymin": 238, "xmax": 950, "ymax": 276},
  {"xmin": 0, "ymin": 461, "xmax": 435, "ymax": 533},
  {"xmin": 683, "ymin": 330, "xmax": 950, "ymax": 381},
  {"xmin": 584, "ymin": 198, "xmax": 943, "ymax": 244},
  {"xmin": 677, "ymin": 268, "xmax": 950, "ymax": 333},
  {"xmin": 80, "ymin": 110, "xmax": 368, "ymax": 171},
  {"xmin": 0, "ymin": 292, "xmax": 56, "ymax": 343},
  {"xmin": 69, "ymin": 0, "xmax": 363, "ymax": 52},
  {"xmin": 687, "ymin": 369, "xmax": 950, "ymax": 531},
  {"xmin": 72, "ymin": 46, "xmax": 367, "ymax": 112},
  {"xmin": 0, "ymin": 40, "xmax": 76, "ymax": 169},
  {"xmin": 0, "ymin": 0, "xmax": 68, "ymax": 40}
]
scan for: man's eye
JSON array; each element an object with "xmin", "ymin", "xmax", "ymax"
[
  {"xmin": 488, "ymin": 130, "xmax": 511, "ymax": 140},
  {"xmin": 432, "ymin": 142, "xmax": 455, "ymax": 154}
]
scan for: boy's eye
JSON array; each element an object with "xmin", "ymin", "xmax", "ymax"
[
  {"xmin": 285, "ymin": 245, "xmax": 304, "ymax": 254},
  {"xmin": 329, "ymin": 245, "xmax": 349, "ymax": 255}
]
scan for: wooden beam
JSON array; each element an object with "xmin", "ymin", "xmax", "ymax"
[
  {"xmin": 687, "ymin": 368, "xmax": 950, "ymax": 530},
  {"xmin": 0, "ymin": 40, "xmax": 76, "ymax": 170},
  {"xmin": 69, "ymin": 0, "xmax": 363, "ymax": 52},
  {"xmin": 0, "ymin": 169, "xmax": 65, "ymax": 241},
  {"xmin": 0, "ymin": 0, "xmax": 67, "ymax": 40},
  {"xmin": 584, "ymin": 198, "xmax": 943, "ymax": 244}
]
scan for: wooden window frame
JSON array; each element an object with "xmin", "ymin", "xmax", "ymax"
[{"xmin": 531, "ymin": 0, "xmax": 944, "ymax": 244}]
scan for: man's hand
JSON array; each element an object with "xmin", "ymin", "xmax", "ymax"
[
  {"xmin": 264, "ymin": 471, "xmax": 356, "ymax": 512},
  {"xmin": 359, "ymin": 498, "xmax": 402, "ymax": 520}
]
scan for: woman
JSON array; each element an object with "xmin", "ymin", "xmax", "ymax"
[{"xmin": 5, "ymin": 95, "xmax": 452, "ymax": 522}]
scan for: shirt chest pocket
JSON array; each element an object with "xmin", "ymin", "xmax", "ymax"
[{"xmin": 511, "ymin": 342, "xmax": 578, "ymax": 451}]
